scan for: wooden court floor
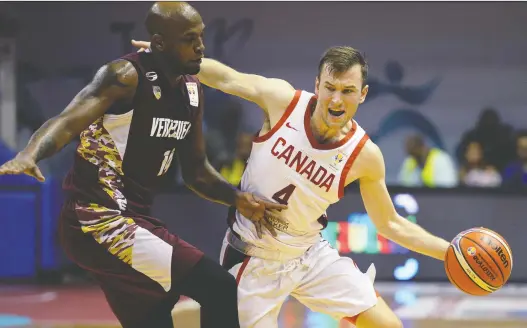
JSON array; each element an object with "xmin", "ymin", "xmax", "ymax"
[{"xmin": 1, "ymin": 282, "xmax": 526, "ymax": 327}]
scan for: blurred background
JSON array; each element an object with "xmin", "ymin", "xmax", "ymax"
[{"xmin": 0, "ymin": 1, "xmax": 526, "ymax": 327}]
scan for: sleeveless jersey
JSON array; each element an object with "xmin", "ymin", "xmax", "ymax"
[
  {"xmin": 63, "ymin": 51, "xmax": 203, "ymax": 216},
  {"xmin": 231, "ymin": 90, "xmax": 370, "ymax": 255}
]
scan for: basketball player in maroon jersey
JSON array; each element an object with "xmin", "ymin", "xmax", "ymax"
[{"xmin": 0, "ymin": 2, "xmax": 286, "ymax": 328}]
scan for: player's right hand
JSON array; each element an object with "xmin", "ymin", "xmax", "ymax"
[
  {"xmin": 234, "ymin": 192, "xmax": 288, "ymax": 238},
  {"xmin": 0, "ymin": 153, "xmax": 45, "ymax": 182}
]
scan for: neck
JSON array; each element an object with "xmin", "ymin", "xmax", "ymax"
[
  {"xmin": 310, "ymin": 103, "xmax": 350, "ymax": 144},
  {"xmin": 467, "ymin": 162, "xmax": 484, "ymax": 170},
  {"xmin": 416, "ymin": 149, "xmax": 430, "ymax": 167},
  {"xmin": 151, "ymin": 51, "xmax": 183, "ymax": 86}
]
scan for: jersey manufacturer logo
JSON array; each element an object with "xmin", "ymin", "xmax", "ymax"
[
  {"xmin": 285, "ymin": 122, "xmax": 298, "ymax": 131},
  {"xmin": 153, "ymin": 86, "xmax": 162, "ymax": 100},
  {"xmin": 146, "ymin": 71, "xmax": 158, "ymax": 81},
  {"xmin": 186, "ymin": 82, "xmax": 199, "ymax": 107}
]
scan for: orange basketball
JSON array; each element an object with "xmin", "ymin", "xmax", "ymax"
[{"xmin": 444, "ymin": 227, "xmax": 513, "ymax": 296}]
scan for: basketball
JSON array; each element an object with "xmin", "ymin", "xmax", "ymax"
[{"xmin": 445, "ymin": 227, "xmax": 513, "ymax": 296}]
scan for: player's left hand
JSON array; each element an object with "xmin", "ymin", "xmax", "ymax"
[
  {"xmin": 234, "ymin": 191, "xmax": 287, "ymax": 238},
  {"xmin": 131, "ymin": 40, "xmax": 150, "ymax": 52}
]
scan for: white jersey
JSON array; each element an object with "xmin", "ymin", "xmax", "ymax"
[{"xmin": 231, "ymin": 90, "xmax": 369, "ymax": 258}]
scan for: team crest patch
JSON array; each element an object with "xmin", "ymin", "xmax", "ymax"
[
  {"xmin": 186, "ymin": 82, "xmax": 199, "ymax": 107},
  {"xmin": 153, "ymin": 86, "xmax": 161, "ymax": 100}
]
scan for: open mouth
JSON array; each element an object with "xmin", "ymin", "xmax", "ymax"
[{"xmin": 328, "ymin": 109, "xmax": 345, "ymax": 117}]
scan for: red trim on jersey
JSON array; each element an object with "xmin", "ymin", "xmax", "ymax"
[
  {"xmin": 235, "ymin": 256, "xmax": 251, "ymax": 285},
  {"xmin": 303, "ymin": 97, "xmax": 358, "ymax": 150},
  {"xmin": 338, "ymin": 134, "xmax": 370, "ymax": 198},
  {"xmin": 253, "ymin": 90, "xmax": 301, "ymax": 143}
]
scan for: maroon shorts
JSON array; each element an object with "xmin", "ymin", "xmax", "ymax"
[{"xmin": 58, "ymin": 199, "xmax": 203, "ymax": 327}]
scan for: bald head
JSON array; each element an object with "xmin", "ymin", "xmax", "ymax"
[
  {"xmin": 144, "ymin": 1, "xmax": 205, "ymax": 76},
  {"xmin": 146, "ymin": 1, "xmax": 202, "ymax": 36}
]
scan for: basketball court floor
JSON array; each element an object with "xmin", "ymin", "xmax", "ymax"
[{"xmin": 1, "ymin": 282, "xmax": 526, "ymax": 327}]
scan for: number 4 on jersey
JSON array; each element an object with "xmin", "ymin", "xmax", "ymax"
[{"xmin": 272, "ymin": 184, "xmax": 296, "ymax": 205}]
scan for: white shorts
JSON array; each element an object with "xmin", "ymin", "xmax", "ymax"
[{"xmin": 219, "ymin": 235, "xmax": 378, "ymax": 328}]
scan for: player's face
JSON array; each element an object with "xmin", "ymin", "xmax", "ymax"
[
  {"xmin": 466, "ymin": 142, "xmax": 483, "ymax": 165},
  {"xmin": 161, "ymin": 18, "xmax": 205, "ymax": 75},
  {"xmin": 314, "ymin": 64, "xmax": 368, "ymax": 128}
]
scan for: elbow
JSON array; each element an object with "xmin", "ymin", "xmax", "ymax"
[
  {"xmin": 182, "ymin": 171, "xmax": 199, "ymax": 188},
  {"xmin": 376, "ymin": 216, "xmax": 403, "ymax": 239},
  {"xmin": 181, "ymin": 163, "xmax": 206, "ymax": 188}
]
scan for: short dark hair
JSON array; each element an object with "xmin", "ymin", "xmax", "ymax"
[{"xmin": 318, "ymin": 46, "xmax": 368, "ymax": 85}]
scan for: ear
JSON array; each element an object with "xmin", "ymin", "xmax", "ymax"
[
  {"xmin": 152, "ymin": 34, "xmax": 164, "ymax": 51},
  {"xmin": 315, "ymin": 77, "xmax": 320, "ymax": 96},
  {"xmin": 360, "ymin": 84, "xmax": 369, "ymax": 104}
]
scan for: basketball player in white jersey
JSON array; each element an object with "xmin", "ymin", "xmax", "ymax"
[{"xmin": 132, "ymin": 40, "xmax": 450, "ymax": 328}]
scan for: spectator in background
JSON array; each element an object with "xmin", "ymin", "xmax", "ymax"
[
  {"xmin": 203, "ymin": 86, "xmax": 244, "ymax": 169},
  {"xmin": 398, "ymin": 134, "xmax": 458, "ymax": 188},
  {"xmin": 220, "ymin": 132, "xmax": 253, "ymax": 186},
  {"xmin": 459, "ymin": 141, "xmax": 501, "ymax": 187},
  {"xmin": 456, "ymin": 107, "xmax": 515, "ymax": 171},
  {"xmin": 502, "ymin": 130, "xmax": 527, "ymax": 190}
]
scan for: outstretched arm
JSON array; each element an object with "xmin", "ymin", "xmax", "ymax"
[
  {"xmin": 24, "ymin": 60, "xmax": 137, "ymax": 162},
  {"xmin": 0, "ymin": 59, "xmax": 138, "ymax": 181},
  {"xmin": 357, "ymin": 141, "xmax": 450, "ymax": 261},
  {"xmin": 197, "ymin": 58, "xmax": 295, "ymax": 112},
  {"xmin": 130, "ymin": 40, "xmax": 295, "ymax": 115}
]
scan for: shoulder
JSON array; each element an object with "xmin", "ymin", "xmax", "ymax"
[
  {"xmin": 186, "ymin": 74, "xmax": 201, "ymax": 84},
  {"xmin": 433, "ymin": 148, "xmax": 456, "ymax": 165},
  {"xmin": 263, "ymin": 78, "xmax": 296, "ymax": 105},
  {"xmin": 83, "ymin": 59, "xmax": 138, "ymax": 100},
  {"xmin": 93, "ymin": 59, "xmax": 138, "ymax": 88},
  {"xmin": 351, "ymin": 139, "xmax": 386, "ymax": 182},
  {"xmin": 250, "ymin": 77, "xmax": 296, "ymax": 115}
]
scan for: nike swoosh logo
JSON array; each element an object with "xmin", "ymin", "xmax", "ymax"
[{"xmin": 285, "ymin": 122, "xmax": 298, "ymax": 131}]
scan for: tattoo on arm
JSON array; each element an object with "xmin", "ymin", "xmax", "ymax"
[
  {"xmin": 27, "ymin": 121, "xmax": 63, "ymax": 162},
  {"xmin": 22, "ymin": 60, "xmax": 137, "ymax": 162},
  {"xmin": 91, "ymin": 63, "xmax": 131, "ymax": 96}
]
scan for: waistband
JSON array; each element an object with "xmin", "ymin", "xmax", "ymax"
[{"xmin": 226, "ymin": 229, "xmax": 311, "ymax": 262}]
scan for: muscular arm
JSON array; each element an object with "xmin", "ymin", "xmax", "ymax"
[
  {"xmin": 177, "ymin": 86, "xmax": 239, "ymax": 206},
  {"xmin": 21, "ymin": 60, "xmax": 138, "ymax": 162},
  {"xmin": 356, "ymin": 141, "xmax": 450, "ymax": 261},
  {"xmin": 197, "ymin": 58, "xmax": 295, "ymax": 115}
]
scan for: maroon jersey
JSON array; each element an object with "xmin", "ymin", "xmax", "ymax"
[{"xmin": 63, "ymin": 52, "xmax": 203, "ymax": 215}]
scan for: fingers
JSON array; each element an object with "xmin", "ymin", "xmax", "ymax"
[
  {"xmin": 0, "ymin": 161, "xmax": 22, "ymax": 175},
  {"xmin": 247, "ymin": 194, "xmax": 263, "ymax": 207},
  {"xmin": 0, "ymin": 164, "xmax": 11, "ymax": 175},
  {"xmin": 30, "ymin": 166, "xmax": 46, "ymax": 182},
  {"xmin": 261, "ymin": 219, "xmax": 278, "ymax": 237},
  {"xmin": 265, "ymin": 209, "xmax": 287, "ymax": 224},
  {"xmin": 131, "ymin": 39, "xmax": 151, "ymax": 50},
  {"xmin": 256, "ymin": 199, "xmax": 288, "ymax": 210},
  {"xmin": 0, "ymin": 160, "xmax": 45, "ymax": 182},
  {"xmin": 254, "ymin": 221, "xmax": 263, "ymax": 239}
]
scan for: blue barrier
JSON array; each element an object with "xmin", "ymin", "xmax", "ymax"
[{"xmin": 0, "ymin": 143, "xmax": 64, "ymax": 279}]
